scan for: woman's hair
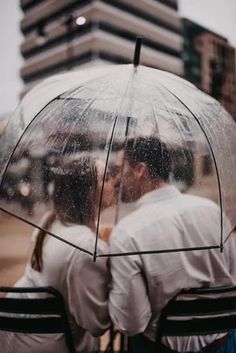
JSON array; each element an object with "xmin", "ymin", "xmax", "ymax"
[{"xmin": 31, "ymin": 155, "xmax": 98, "ymax": 271}]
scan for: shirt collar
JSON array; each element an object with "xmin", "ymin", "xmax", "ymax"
[{"xmin": 136, "ymin": 185, "xmax": 181, "ymax": 209}]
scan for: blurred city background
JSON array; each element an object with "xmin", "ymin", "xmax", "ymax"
[
  {"xmin": 0, "ymin": 3, "xmax": 235, "ymax": 351},
  {"xmin": 0, "ymin": 0, "xmax": 235, "ymax": 283}
]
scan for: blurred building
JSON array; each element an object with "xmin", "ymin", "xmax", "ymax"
[
  {"xmin": 183, "ymin": 18, "xmax": 236, "ymax": 120},
  {"xmin": 20, "ymin": 0, "xmax": 183, "ymax": 93}
]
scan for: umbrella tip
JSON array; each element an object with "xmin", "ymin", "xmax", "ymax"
[
  {"xmin": 93, "ymin": 252, "xmax": 97, "ymax": 262},
  {"xmin": 133, "ymin": 36, "xmax": 142, "ymax": 67}
]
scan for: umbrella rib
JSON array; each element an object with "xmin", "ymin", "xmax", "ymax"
[
  {"xmin": 94, "ymin": 114, "xmax": 119, "ymax": 262},
  {"xmin": 223, "ymin": 228, "xmax": 235, "ymax": 244},
  {"xmin": 0, "ymin": 206, "xmax": 93, "ymax": 256},
  {"xmin": 113, "ymin": 68, "xmax": 140, "ymax": 225},
  {"xmin": 152, "ymin": 83, "xmax": 224, "ymax": 253},
  {"xmin": 114, "ymin": 116, "xmax": 132, "ymax": 225},
  {"xmin": 0, "ymin": 97, "xmax": 97, "ymax": 256},
  {"xmin": 94, "ymin": 66, "xmax": 138, "ymax": 260},
  {"xmin": 97, "ymin": 245, "xmax": 221, "ymax": 257}
]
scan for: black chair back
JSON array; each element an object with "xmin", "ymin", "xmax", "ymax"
[
  {"xmin": 156, "ymin": 285, "xmax": 236, "ymax": 347},
  {"xmin": 0, "ymin": 286, "xmax": 76, "ymax": 353}
]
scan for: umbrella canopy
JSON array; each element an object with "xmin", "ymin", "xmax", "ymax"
[{"xmin": 0, "ymin": 63, "xmax": 235, "ymax": 259}]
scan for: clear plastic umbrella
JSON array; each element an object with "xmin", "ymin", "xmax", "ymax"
[{"xmin": 0, "ymin": 42, "xmax": 236, "ymax": 260}]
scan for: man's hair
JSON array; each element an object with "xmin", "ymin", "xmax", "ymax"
[{"xmin": 125, "ymin": 137, "xmax": 171, "ymax": 181}]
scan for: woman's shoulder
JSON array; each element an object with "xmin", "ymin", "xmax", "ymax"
[{"xmin": 50, "ymin": 221, "xmax": 108, "ymax": 254}]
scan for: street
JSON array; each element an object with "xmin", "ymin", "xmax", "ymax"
[{"xmin": 0, "ymin": 210, "xmax": 33, "ymax": 286}]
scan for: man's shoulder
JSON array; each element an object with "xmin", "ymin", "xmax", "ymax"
[
  {"xmin": 110, "ymin": 203, "xmax": 163, "ymax": 246},
  {"xmin": 110, "ymin": 207, "xmax": 143, "ymax": 242},
  {"xmin": 116, "ymin": 205, "xmax": 148, "ymax": 229},
  {"xmin": 110, "ymin": 194, "xmax": 220, "ymax": 243},
  {"xmin": 181, "ymin": 193, "xmax": 219, "ymax": 211}
]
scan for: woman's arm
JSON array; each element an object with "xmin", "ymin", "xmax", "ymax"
[{"xmin": 67, "ymin": 246, "xmax": 111, "ymax": 336}]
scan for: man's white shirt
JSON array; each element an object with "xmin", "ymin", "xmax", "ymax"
[{"xmin": 109, "ymin": 185, "xmax": 236, "ymax": 352}]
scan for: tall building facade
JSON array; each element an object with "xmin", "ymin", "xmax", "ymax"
[
  {"xmin": 183, "ymin": 18, "xmax": 236, "ymax": 120},
  {"xmin": 20, "ymin": 0, "xmax": 183, "ymax": 92}
]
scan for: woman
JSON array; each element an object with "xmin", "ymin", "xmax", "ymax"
[{"xmin": 2, "ymin": 156, "xmax": 110, "ymax": 353}]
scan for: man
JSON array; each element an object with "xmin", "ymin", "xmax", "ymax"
[{"xmin": 109, "ymin": 136, "xmax": 236, "ymax": 353}]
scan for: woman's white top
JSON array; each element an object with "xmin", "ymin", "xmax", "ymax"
[{"xmin": 1, "ymin": 220, "xmax": 110, "ymax": 353}]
